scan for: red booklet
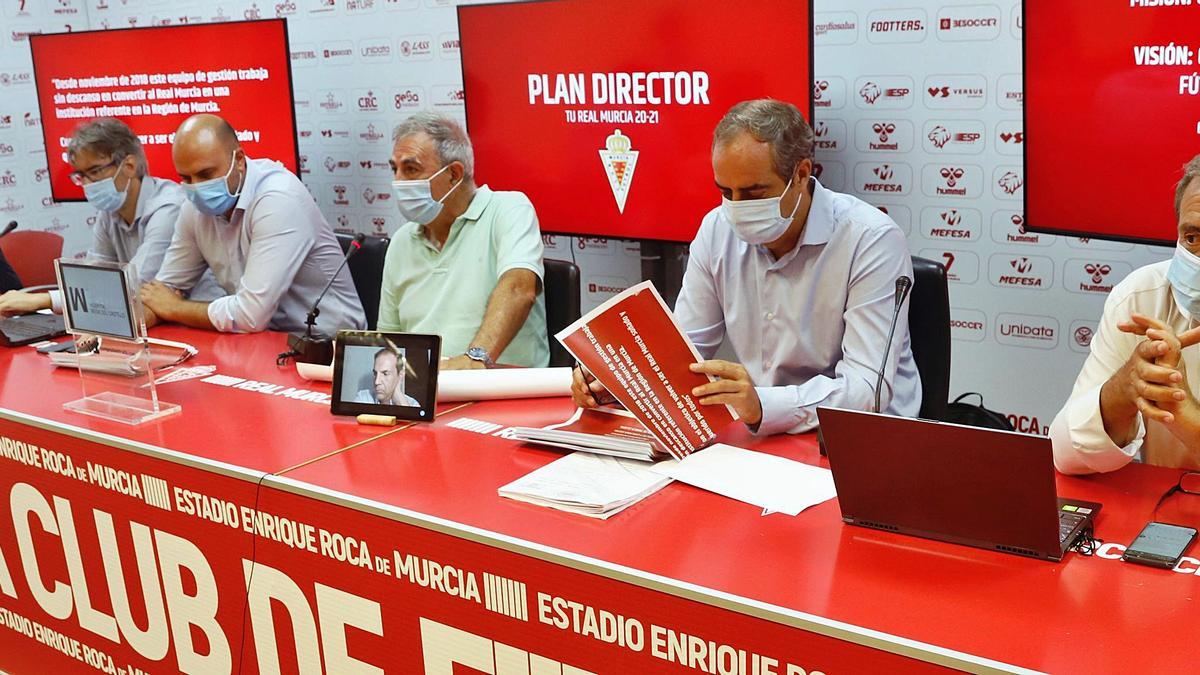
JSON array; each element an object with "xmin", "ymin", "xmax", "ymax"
[
  {"xmin": 554, "ymin": 281, "xmax": 738, "ymax": 459},
  {"xmin": 511, "ymin": 406, "xmax": 667, "ymax": 461}
]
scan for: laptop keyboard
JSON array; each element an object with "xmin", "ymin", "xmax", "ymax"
[
  {"xmin": 1059, "ymin": 511, "xmax": 1087, "ymax": 542},
  {"xmin": 0, "ymin": 314, "xmax": 65, "ymax": 344}
]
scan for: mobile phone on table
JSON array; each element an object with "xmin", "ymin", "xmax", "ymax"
[{"xmin": 1121, "ymin": 522, "xmax": 1197, "ymax": 569}]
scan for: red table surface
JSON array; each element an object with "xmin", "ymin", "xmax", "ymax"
[
  {"xmin": 278, "ymin": 397, "xmax": 1200, "ymax": 674},
  {"xmin": 0, "ymin": 327, "xmax": 390, "ymax": 474}
]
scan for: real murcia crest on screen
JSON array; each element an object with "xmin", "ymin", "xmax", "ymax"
[{"xmin": 599, "ymin": 129, "xmax": 638, "ymax": 214}]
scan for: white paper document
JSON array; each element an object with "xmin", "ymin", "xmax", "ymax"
[
  {"xmin": 499, "ymin": 452, "xmax": 676, "ymax": 519},
  {"xmin": 296, "ymin": 362, "xmax": 573, "ymax": 402},
  {"xmin": 657, "ymin": 443, "xmax": 836, "ymax": 516}
]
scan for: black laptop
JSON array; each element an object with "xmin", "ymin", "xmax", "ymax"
[
  {"xmin": 0, "ymin": 313, "xmax": 66, "ymax": 347},
  {"xmin": 817, "ymin": 407, "xmax": 1101, "ymax": 562}
]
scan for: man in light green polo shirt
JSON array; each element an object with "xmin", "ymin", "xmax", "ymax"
[{"xmin": 381, "ymin": 112, "xmax": 549, "ymax": 369}]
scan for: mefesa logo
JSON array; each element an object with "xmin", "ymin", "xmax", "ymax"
[
  {"xmin": 857, "ymin": 162, "xmax": 911, "ymax": 194},
  {"xmin": 989, "ymin": 253, "xmax": 1052, "ymax": 290},
  {"xmin": 813, "ymin": 120, "xmax": 845, "ymax": 151}
]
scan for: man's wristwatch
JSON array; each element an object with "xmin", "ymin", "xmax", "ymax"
[{"xmin": 465, "ymin": 347, "xmax": 494, "ymax": 368}]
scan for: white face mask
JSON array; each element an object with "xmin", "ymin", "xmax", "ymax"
[
  {"xmin": 720, "ymin": 176, "xmax": 803, "ymax": 245},
  {"xmin": 1168, "ymin": 243, "xmax": 1200, "ymax": 320},
  {"xmin": 391, "ymin": 164, "xmax": 462, "ymax": 225}
]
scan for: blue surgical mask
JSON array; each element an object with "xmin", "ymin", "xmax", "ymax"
[
  {"xmin": 1168, "ymin": 244, "xmax": 1200, "ymax": 320},
  {"xmin": 82, "ymin": 161, "xmax": 130, "ymax": 213},
  {"xmin": 391, "ymin": 164, "xmax": 462, "ymax": 225},
  {"xmin": 720, "ymin": 176, "xmax": 804, "ymax": 245},
  {"xmin": 183, "ymin": 153, "xmax": 242, "ymax": 216}
]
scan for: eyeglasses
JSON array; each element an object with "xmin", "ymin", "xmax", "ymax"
[
  {"xmin": 68, "ymin": 158, "xmax": 120, "ymax": 186},
  {"xmin": 1154, "ymin": 471, "xmax": 1200, "ymax": 512}
]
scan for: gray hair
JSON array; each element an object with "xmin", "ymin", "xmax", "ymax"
[
  {"xmin": 67, "ymin": 118, "xmax": 147, "ymax": 177},
  {"xmin": 712, "ymin": 99, "xmax": 814, "ymax": 181},
  {"xmin": 1176, "ymin": 153, "xmax": 1200, "ymax": 218},
  {"xmin": 392, "ymin": 112, "xmax": 474, "ymax": 180}
]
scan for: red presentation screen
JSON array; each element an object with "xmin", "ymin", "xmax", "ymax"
[
  {"xmin": 1025, "ymin": 3, "xmax": 1200, "ymax": 244},
  {"xmin": 458, "ymin": 0, "xmax": 812, "ymax": 243},
  {"xmin": 30, "ymin": 19, "xmax": 298, "ymax": 202}
]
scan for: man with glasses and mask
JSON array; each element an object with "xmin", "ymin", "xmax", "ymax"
[
  {"xmin": 141, "ymin": 113, "xmax": 364, "ymax": 334},
  {"xmin": 1052, "ymin": 154, "xmax": 1200, "ymax": 474},
  {"xmin": 572, "ymin": 99, "xmax": 921, "ymax": 435},
  {"xmin": 0, "ymin": 118, "xmax": 218, "ymax": 316},
  {"xmin": 378, "ymin": 112, "xmax": 548, "ymax": 369}
]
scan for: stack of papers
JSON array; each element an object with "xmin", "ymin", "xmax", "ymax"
[
  {"xmin": 655, "ymin": 443, "xmax": 837, "ymax": 516},
  {"xmin": 49, "ymin": 337, "xmax": 198, "ymax": 376},
  {"xmin": 499, "ymin": 451, "xmax": 676, "ymax": 519},
  {"xmin": 510, "ymin": 407, "xmax": 668, "ymax": 461}
]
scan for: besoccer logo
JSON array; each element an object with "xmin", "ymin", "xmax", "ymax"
[{"xmin": 598, "ymin": 129, "xmax": 638, "ymax": 214}]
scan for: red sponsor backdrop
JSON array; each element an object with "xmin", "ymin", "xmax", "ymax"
[
  {"xmin": 29, "ymin": 19, "xmax": 298, "ymax": 202},
  {"xmin": 1025, "ymin": 4, "xmax": 1199, "ymax": 243},
  {"xmin": 459, "ymin": 0, "xmax": 812, "ymax": 243}
]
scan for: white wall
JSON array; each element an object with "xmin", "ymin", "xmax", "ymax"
[{"xmin": 0, "ymin": 0, "xmax": 1169, "ymax": 431}]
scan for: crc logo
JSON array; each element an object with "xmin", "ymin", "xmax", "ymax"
[
  {"xmin": 357, "ymin": 90, "xmax": 380, "ymax": 112},
  {"xmin": 874, "ymin": 165, "xmax": 893, "ymax": 181},
  {"xmin": 1011, "ymin": 257, "xmax": 1032, "ymax": 274},
  {"xmin": 0, "ymin": 170, "xmax": 16, "ymax": 187},
  {"xmin": 873, "ymin": 122, "xmax": 896, "ymax": 142},
  {"xmin": 939, "ymin": 167, "xmax": 964, "ymax": 188},
  {"xmin": 244, "ymin": 3, "xmax": 262, "ymax": 19},
  {"xmin": 998, "ymin": 171, "xmax": 1023, "ymax": 195},
  {"xmin": 1085, "ymin": 263, "xmax": 1111, "ymax": 285}
]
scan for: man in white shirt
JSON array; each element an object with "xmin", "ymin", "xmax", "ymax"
[
  {"xmin": 573, "ymin": 99, "xmax": 921, "ymax": 434},
  {"xmin": 353, "ymin": 348, "xmax": 419, "ymax": 406},
  {"xmin": 141, "ymin": 114, "xmax": 364, "ymax": 334},
  {"xmin": 1051, "ymin": 154, "xmax": 1200, "ymax": 473},
  {"xmin": 0, "ymin": 118, "xmax": 217, "ymax": 316}
]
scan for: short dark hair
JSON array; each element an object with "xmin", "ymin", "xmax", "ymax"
[
  {"xmin": 712, "ymin": 99, "xmax": 814, "ymax": 181},
  {"xmin": 67, "ymin": 118, "xmax": 147, "ymax": 177},
  {"xmin": 1176, "ymin": 153, "xmax": 1200, "ymax": 218}
]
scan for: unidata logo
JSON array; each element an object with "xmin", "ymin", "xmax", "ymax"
[
  {"xmin": 854, "ymin": 76, "xmax": 913, "ymax": 109},
  {"xmin": 936, "ymin": 4, "xmax": 1001, "ymax": 41},
  {"xmin": 866, "ymin": 8, "xmax": 927, "ymax": 43},
  {"xmin": 856, "ymin": 162, "xmax": 911, "ymax": 194},
  {"xmin": 989, "ymin": 253, "xmax": 1052, "ymax": 290},
  {"xmin": 995, "ymin": 313, "xmax": 1059, "ymax": 349},
  {"xmin": 359, "ymin": 37, "xmax": 392, "ymax": 62},
  {"xmin": 812, "ymin": 78, "xmax": 847, "ymax": 109},
  {"xmin": 398, "ymin": 34, "xmax": 433, "ymax": 60}
]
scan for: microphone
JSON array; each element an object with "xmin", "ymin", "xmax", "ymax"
[
  {"xmin": 873, "ymin": 275, "xmax": 913, "ymax": 414},
  {"xmin": 284, "ymin": 233, "xmax": 365, "ymax": 365},
  {"xmin": 0, "ymin": 221, "xmax": 16, "ymax": 238}
]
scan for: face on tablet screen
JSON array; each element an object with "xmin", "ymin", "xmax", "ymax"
[
  {"xmin": 331, "ymin": 331, "xmax": 441, "ymax": 420},
  {"xmin": 341, "ymin": 345, "xmax": 426, "ymax": 407}
]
